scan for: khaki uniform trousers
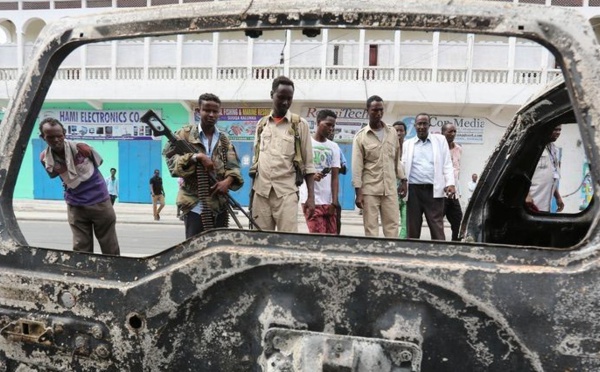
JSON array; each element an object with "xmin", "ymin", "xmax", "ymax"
[
  {"xmin": 252, "ymin": 188, "xmax": 299, "ymax": 232},
  {"xmin": 362, "ymin": 194, "xmax": 400, "ymax": 237}
]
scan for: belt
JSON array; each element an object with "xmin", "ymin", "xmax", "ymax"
[{"xmin": 410, "ymin": 184, "xmax": 433, "ymax": 188}]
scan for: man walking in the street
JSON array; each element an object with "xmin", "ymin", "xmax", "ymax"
[
  {"xmin": 250, "ymin": 76, "xmax": 316, "ymax": 232},
  {"xmin": 105, "ymin": 167, "xmax": 118, "ymax": 205},
  {"xmin": 527, "ymin": 124, "xmax": 564, "ymax": 212},
  {"xmin": 352, "ymin": 95, "xmax": 406, "ymax": 237},
  {"xmin": 150, "ymin": 169, "xmax": 165, "ymax": 220},
  {"xmin": 467, "ymin": 173, "xmax": 478, "ymax": 203},
  {"xmin": 165, "ymin": 93, "xmax": 244, "ymax": 238},
  {"xmin": 403, "ymin": 113, "xmax": 455, "ymax": 240},
  {"xmin": 441, "ymin": 123, "xmax": 463, "ymax": 241},
  {"xmin": 39, "ymin": 117, "xmax": 120, "ymax": 255}
]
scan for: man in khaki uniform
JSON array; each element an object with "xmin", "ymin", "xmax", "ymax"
[
  {"xmin": 251, "ymin": 76, "xmax": 316, "ymax": 232},
  {"xmin": 352, "ymin": 95, "xmax": 407, "ymax": 237}
]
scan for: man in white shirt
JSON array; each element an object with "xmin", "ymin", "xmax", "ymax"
[
  {"xmin": 300, "ymin": 109, "xmax": 341, "ymax": 234},
  {"xmin": 403, "ymin": 113, "xmax": 455, "ymax": 240},
  {"xmin": 467, "ymin": 173, "xmax": 478, "ymax": 203},
  {"xmin": 526, "ymin": 124, "xmax": 564, "ymax": 212},
  {"xmin": 105, "ymin": 167, "xmax": 118, "ymax": 205}
]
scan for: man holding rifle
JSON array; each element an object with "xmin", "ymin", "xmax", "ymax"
[{"xmin": 164, "ymin": 93, "xmax": 244, "ymax": 239}]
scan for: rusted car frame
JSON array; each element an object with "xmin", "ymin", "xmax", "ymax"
[{"xmin": 1, "ymin": 0, "xmax": 600, "ymax": 370}]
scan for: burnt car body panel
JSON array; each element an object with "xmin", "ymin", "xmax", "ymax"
[{"xmin": 1, "ymin": 0, "xmax": 600, "ymax": 370}]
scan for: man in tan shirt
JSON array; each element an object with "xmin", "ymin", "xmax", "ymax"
[
  {"xmin": 352, "ymin": 95, "xmax": 407, "ymax": 237},
  {"xmin": 251, "ymin": 76, "xmax": 316, "ymax": 232}
]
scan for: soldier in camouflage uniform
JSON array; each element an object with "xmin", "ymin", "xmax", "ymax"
[{"xmin": 164, "ymin": 93, "xmax": 244, "ymax": 238}]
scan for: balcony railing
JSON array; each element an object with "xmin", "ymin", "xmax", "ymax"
[
  {"xmin": 437, "ymin": 69, "xmax": 467, "ymax": 83},
  {"xmin": 116, "ymin": 67, "xmax": 143, "ymax": 80},
  {"xmin": 362, "ymin": 67, "xmax": 395, "ymax": 81},
  {"xmin": 251, "ymin": 67, "xmax": 282, "ymax": 80},
  {"xmin": 181, "ymin": 67, "xmax": 212, "ymax": 80},
  {"xmin": 86, "ymin": 67, "xmax": 111, "ymax": 80},
  {"xmin": 0, "ymin": 66, "xmax": 563, "ymax": 86},
  {"xmin": 289, "ymin": 67, "xmax": 322, "ymax": 80},
  {"xmin": 472, "ymin": 69, "xmax": 508, "ymax": 84},
  {"xmin": 399, "ymin": 68, "xmax": 432, "ymax": 82}
]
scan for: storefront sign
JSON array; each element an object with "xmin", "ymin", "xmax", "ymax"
[
  {"xmin": 303, "ymin": 107, "xmax": 368, "ymax": 143},
  {"xmin": 402, "ymin": 115, "xmax": 486, "ymax": 144},
  {"xmin": 194, "ymin": 107, "xmax": 270, "ymax": 141},
  {"xmin": 39, "ymin": 109, "xmax": 161, "ymax": 140}
]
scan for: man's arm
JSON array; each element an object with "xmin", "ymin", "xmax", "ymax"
[
  {"xmin": 330, "ymin": 143, "xmax": 342, "ymax": 214},
  {"xmin": 440, "ymin": 138, "xmax": 456, "ymax": 195},
  {"xmin": 299, "ymin": 119, "xmax": 316, "ymax": 217},
  {"xmin": 352, "ymin": 133, "xmax": 365, "ymax": 208},
  {"xmin": 394, "ymin": 136, "xmax": 407, "ymax": 197},
  {"xmin": 211, "ymin": 138, "xmax": 244, "ymax": 195},
  {"xmin": 221, "ymin": 138, "xmax": 244, "ymax": 191},
  {"xmin": 39, "ymin": 152, "xmax": 61, "ymax": 178},
  {"xmin": 554, "ymin": 189, "xmax": 564, "ymax": 212},
  {"xmin": 339, "ymin": 151, "xmax": 347, "ymax": 175},
  {"xmin": 299, "ymin": 119, "xmax": 316, "ymax": 175},
  {"xmin": 162, "ymin": 128, "xmax": 199, "ymax": 178}
]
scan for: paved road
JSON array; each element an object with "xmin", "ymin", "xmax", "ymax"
[
  {"xmin": 19, "ymin": 220, "xmax": 181, "ymax": 256},
  {"xmin": 18, "ymin": 216, "xmax": 449, "ymax": 257}
]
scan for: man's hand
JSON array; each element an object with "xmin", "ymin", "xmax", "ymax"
[
  {"xmin": 211, "ymin": 177, "xmax": 233, "ymax": 196},
  {"xmin": 355, "ymin": 189, "xmax": 363, "ymax": 209},
  {"xmin": 196, "ymin": 153, "xmax": 215, "ymax": 173},
  {"xmin": 556, "ymin": 195, "xmax": 565, "ymax": 212},
  {"xmin": 525, "ymin": 193, "xmax": 539, "ymax": 212},
  {"xmin": 328, "ymin": 201, "xmax": 339, "ymax": 216},
  {"xmin": 397, "ymin": 180, "xmax": 407, "ymax": 198},
  {"xmin": 304, "ymin": 196, "xmax": 315, "ymax": 218},
  {"xmin": 444, "ymin": 185, "xmax": 457, "ymax": 199},
  {"xmin": 314, "ymin": 172, "xmax": 325, "ymax": 182}
]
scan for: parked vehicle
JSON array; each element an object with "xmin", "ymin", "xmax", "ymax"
[{"xmin": 1, "ymin": 0, "xmax": 600, "ymax": 370}]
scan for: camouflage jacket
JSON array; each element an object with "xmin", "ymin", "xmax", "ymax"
[{"xmin": 163, "ymin": 124, "xmax": 243, "ymax": 215}]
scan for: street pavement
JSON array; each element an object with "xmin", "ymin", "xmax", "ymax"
[{"xmin": 12, "ymin": 199, "xmax": 452, "ymax": 238}]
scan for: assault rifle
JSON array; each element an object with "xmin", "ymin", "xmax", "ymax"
[{"xmin": 140, "ymin": 109, "xmax": 261, "ymax": 230}]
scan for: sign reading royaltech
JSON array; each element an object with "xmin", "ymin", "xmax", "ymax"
[
  {"xmin": 39, "ymin": 109, "xmax": 161, "ymax": 140},
  {"xmin": 303, "ymin": 107, "xmax": 368, "ymax": 143}
]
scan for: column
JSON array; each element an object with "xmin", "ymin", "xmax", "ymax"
[
  {"xmin": 358, "ymin": 29, "xmax": 365, "ymax": 80},
  {"xmin": 394, "ymin": 30, "xmax": 400, "ymax": 82},
  {"xmin": 507, "ymin": 37, "xmax": 516, "ymax": 84},
  {"xmin": 432, "ymin": 31, "xmax": 439, "ymax": 82},
  {"xmin": 321, "ymin": 29, "xmax": 328, "ymax": 80},
  {"xmin": 212, "ymin": 32, "xmax": 219, "ymax": 80},
  {"xmin": 176, "ymin": 34, "xmax": 183, "ymax": 80},
  {"xmin": 466, "ymin": 33, "xmax": 474, "ymax": 85},
  {"xmin": 247, "ymin": 35, "xmax": 254, "ymax": 79},
  {"xmin": 144, "ymin": 37, "xmax": 150, "ymax": 80},
  {"xmin": 111, "ymin": 40, "xmax": 117, "ymax": 80},
  {"xmin": 284, "ymin": 30, "xmax": 291, "ymax": 76}
]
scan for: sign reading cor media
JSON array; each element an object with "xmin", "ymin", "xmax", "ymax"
[
  {"xmin": 39, "ymin": 109, "xmax": 162, "ymax": 140},
  {"xmin": 402, "ymin": 115, "xmax": 486, "ymax": 144}
]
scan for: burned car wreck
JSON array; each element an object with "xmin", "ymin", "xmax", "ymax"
[{"xmin": 1, "ymin": 0, "xmax": 600, "ymax": 371}]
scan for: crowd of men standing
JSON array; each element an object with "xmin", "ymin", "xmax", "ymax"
[{"xmin": 37, "ymin": 74, "xmax": 506, "ymax": 256}]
